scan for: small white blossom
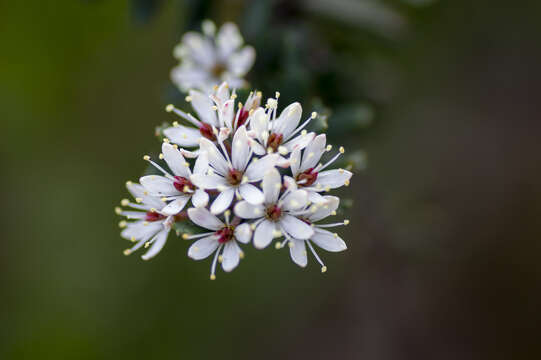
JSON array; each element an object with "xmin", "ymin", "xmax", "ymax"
[
  {"xmin": 140, "ymin": 143, "xmax": 209, "ymax": 215},
  {"xmin": 234, "ymin": 168, "xmax": 314, "ymax": 249},
  {"xmin": 186, "ymin": 208, "xmax": 251, "ymax": 279},
  {"xmin": 171, "ymin": 20, "xmax": 255, "ymax": 94},
  {"xmin": 116, "ymin": 182, "xmax": 173, "ymax": 260},
  {"xmin": 279, "ymin": 196, "xmax": 348, "ymax": 272}
]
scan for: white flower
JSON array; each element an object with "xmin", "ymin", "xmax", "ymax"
[
  {"xmin": 190, "ymin": 125, "xmax": 280, "ymax": 214},
  {"xmin": 234, "ymin": 168, "xmax": 314, "ymax": 249},
  {"xmin": 248, "ymin": 95, "xmax": 317, "ymax": 157},
  {"xmin": 163, "ymin": 82, "xmax": 262, "ymax": 149},
  {"xmin": 116, "ymin": 181, "xmax": 173, "ymax": 260},
  {"xmin": 278, "ymin": 196, "xmax": 348, "ymax": 272},
  {"xmin": 185, "ymin": 208, "xmax": 251, "ymax": 280},
  {"xmin": 139, "ymin": 142, "xmax": 209, "ymax": 215},
  {"xmin": 171, "ymin": 20, "xmax": 255, "ymax": 94},
  {"xmin": 289, "ymin": 133, "xmax": 353, "ymax": 203}
]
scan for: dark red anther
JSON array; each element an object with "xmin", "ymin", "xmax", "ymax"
[
  {"xmin": 296, "ymin": 168, "xmax": 318, "ymax": 187},
  {"xmin": 173, "ymin": 176, "xmax": 195, "ymax": 193},
  {"xmin": 216, "ymin": 226, "xmax": 235, "ymax": 244},
  {"xmin": 266, "ymin": 204, "xmax": 282, "ymax": 221},
  {"xmin": 267, "ymin": 133, "xmax": 283, "ymax": 152},
  {"xmin": 199, "ymin": 123, "xmax": 217, "ymax": 141},
  {"xmin": 227, "ymin": 169, "xmax": 243, "ymax": 186},
  {"xmin": 237, "ymin": 108, "xmax": 249, "ymax": 128},
  {"xmin": 145, "ymin": 211, "xmax": 166, "ymax": 222}
]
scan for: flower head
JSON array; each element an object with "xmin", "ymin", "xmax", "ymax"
[{"xmin": 171, "ymin": 20, "xmax": 255, "ymax": 94}]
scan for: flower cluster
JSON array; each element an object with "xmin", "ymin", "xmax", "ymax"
[{"xmin": 117, "ymin": 22, "xmax": 353, "ymax": 279}]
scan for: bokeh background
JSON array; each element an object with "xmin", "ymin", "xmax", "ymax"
[{"xmin": 2, "ymin": 0, "xmax": 540, "ymax": 359}]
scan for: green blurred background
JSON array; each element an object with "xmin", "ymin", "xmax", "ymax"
[{"xmin": 2, "ymin": 0, "xmax": 540, "ymax": 359}]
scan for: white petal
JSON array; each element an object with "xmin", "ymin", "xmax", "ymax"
[
  {"xmin": 162, "ymin": 143, "xmax": 191, "ymax": 178},
  {"xmin": 189, "ymin": 89, "xmax": 217, "ymax": 127},
  {"xmin": 228, "ymin": 46, "xmax": 255, "ymax": 76},
  {"xmin": 300, "ymin": 134, "xmax": 326, "ymax": 172},
  {"xmin": 314, "ymin": 169, "xmax": 353, "ymax": 190},
  {"xmin": 234, "ymin": 201, "xmax": 264, "ymax": 219},
  {"xmin": 289, "ymin": 239, "xmax": 307, "ymax": 267},
  {"xmin": 289, "ymin": 148, "xmax": 301, "ymax": 176},
  {"xmin": 221, "ymin": 99, "xmax": 235, "ymax": 130},
  {"xmin": 221, "ymin": 241, "xmax": 241, "ymax": 272},
  {"xmin": 210, "ymin": 188, "xmax": 235, "ymax": 214},
  {"xmin": 280, "ymin": 214, "xmax": 314, "ymax": 240},
  {"xmin": 121, "ymin": 221, "xmax": 162, "ymax": 242},
  {"xmin": 161, "ymin": 196, "xmax": 190, "ymax": 215},
  {"xmin": 181, "ymin": 32, "xmax": 215, "ymax": 67},
  {"xmin": 249, "ymin": 139, "xmax": 266, "ymax": 155},
  {"xmin": 216, "ymin": 22, "xmax": 243, "ymax": 57},
  {"xmin": 171, "ymin": 65, "xmax": 209, "ymax": 93},
  {"xmin": 273, "ymin": 102, "xmax": 302, "ymax": 139},
  {"xmin": 214, "ymin": 82, "xmax": 230, "ymax": 104},
  {"xmin": 187, "ymin": 207, "xmax": 224, "ymax": 230},
  {"xmin": 190, "ymin": 173, "xmax": 227, "ymax": 190},
  {"xmin": 307, "ymin": 191, "xmax": 327, "ymax": 204},
  {"xmin": 250, "ymin": 108, "xmax": 269, "ymax": 144},
  {"xmin": 179, "ymin": 148, "xmax": 199, "ymax": 159},
  {"xmin": 281, "ymin": 190, "xmax": 309, "ymax": 211},
  {"xmin": 126, "ymin": 182, "xmax": 163, "ymax": 209},
  {"xmin": 311, "ymin": 228, "xmax": 347, "ymax": 252},
  {"xmin": 199, "ymin": 138, "xmax": 230, "ymax": 176},
  {"xmin": 191, "ymin": 189, "xmax": 209, "ymax": 208},
  {"xmin": 140, "ymin": 175, "xmax": 179, "ymax": 196},
  {"xmin": 308, "ymin": 196, "xmax": 340, "ymax": 222},
  {"xmin": 244, "ymin": 154, "xmax": 279, "ymax": 181},
  {"xmin": 254, "ymin": 220, "xmax": 276, "ymax": 249},
  {"xmin": 283, "ymin": 132, "xmax": 315, "ymax": 153},
  {"xmin": 231, "ymin": 125, "xmax": 251, "ymax": 171},
  {"xmin": 239, "ymin": 183, "xmax": 264, "ymax": 205},
  {"xmin": 193, "ymin": 151, "xmax": 208, "ymax": 175},
  {"xmin": 234, "ymin": 223, "xmax": 252, "ymax": 244},
  {"xmin": 163, "ymin": 125, "xmax": 201, "ymax": 147},
  {"xmin": 188, "ymin": 235, "xmax": 219, "ymax": 260},
  {"xmin": 261, "ymin": 167, "xmax": 282, "ymax": 204},
  {"xmin": 141, "ymin": 228, "xmax": 169, "ymax": 260}
]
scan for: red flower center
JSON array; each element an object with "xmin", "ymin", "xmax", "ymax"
[
  {"xmin": 267, "ymin": 132, "xmax": 283, "ymax": 152},
  {"xmin": 216, "ymin": 226, "xmax": 235, "ymax": 244},
  {"xmin": 296, "ymin": 168, "xmax": 318, "ymax": 187},
  {"xmin": 237, "ymin": 108, "xmax": 250, "ymax": 128},
  {"xmin": 199, "ymin": 123, "xmax": 217, "ymax": 141},
  {"xmin": 227, "ymin": 169, "xmax": 243, "ymax": 186},
  {"xmin": 266, "ymin": 204, "xmax": 282, "ymax": 221},
  {"xmin": 145, "ymin": 211, "xmax": 166, "ymax": 222},
  {"xmin": 173, "ymin": 176, "xmax": 195, "ymax": 193}
]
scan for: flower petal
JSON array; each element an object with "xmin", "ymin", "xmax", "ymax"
[
  {"xmin": 221, "ymin": 99, "xmax": 235, "ymax": 130},
  {"xmin": 199, "ymin": 138, "xmax": 230, "ymax": 176},
  {"xmin": 189, "ymin": 89, "xmax": 217, "ymax": 127},
  {"xmin": 289, "ymin": 148, "xmax": 301, "ymax": 176},
  {"xmin": 311, "ymin": 228, "xmax": 347, "ymax": 252},
  {"xmin": 121, "ymin": 221, "xmax": 162, "ymax": 242},
  {"xmin": 254, "ymin": 219, "xmax": 276, "ymax": 249},
  {"xmin": 313, "ymin": 169, "xmax": 353, "ymax": 190},
  {"xmin": 289, "ymin": 239, "xmax": 307, "ymax": 267},
  {"xmin": 261, "ymin": 167, "xmax": 282, "ymax": 205},
  {"xmin": 191, "ymin": 189, "xmax": 209, "ymax": 208},
  {"xmin": 187, "ymin": 207, "xmax": 224, "ymax": 230},
  {"xmin": 161, "ymin": 196, "xmax": 190, "ymax": 215},
  {"xmin": 216, "ymin": 22, "xmax": 243, "ymax": 57},
  {"xmin": 221, "ymin": 241, "xmax": 241, "ymax": 272},
  {"xmin": 234, "ymin": 201, "xmax": 264, "ymax": 219},
  {"xmin": 126, "ymin": 182, "xmax": 163, "ymax": 209},
  {"xmin": 228, "ymin": 46, "xmax": 255, "ymax": 76},
  {"xmin": 281, "ymin": 190, "xmax": 309, "ymax": 211},
  {"xmin": 190, "ymin": 173, "xmax": 227, "ymax": 190},
  {"xmin": 141, "ymin": 228, "xmax": 169, "ymax": 260},
  {"xmin": 244, "ymin": 154, "xmax": 279, "ymax": 181},
  {"xmin": 250, "ymin": 108, "xmax": 269, "ymax": 145},
  {"xmin": 308, "ymin": 196, "xmax": 340, "ymax": 222},
  {"xmin": 308, "ymin": 191, "xmax": 327, "ymax": 205},
  {"xmin": 300, "ymin": 134, "xmax": 326, "ymax": 172},
  {"xmin": 210, "ymin": 188, "xmax": 235, "ymax": 214},
  {"xmin": 162, "ymin": 143, "xmax": 190, "ymax": 178},
  {"xmin": 188, "ymin": 235, "xmax": 220, "ymax": 260},
  {"xmin": 163, "ymin": 125, "xmax": 201, "ymax": 147},
  {"xmin": 239, "ymin": 183, "xmax": 264, "ymax": 205},
  {"xmin": 234, "ymin": 223, "xmax": 252, "ymax": 244},
  {"xmin": 231, "ymin": 125, "xmax": 251, "ymax": 171},
  {"xmin": 280, "ymin": 214, "xmax": 314, "ymax": 240},
  {"xmin": 283, "ymin": 132, "xmax": 315, "ymax": 153},
  {"xmin": 140, "ymin": 175, "xmax": 180, "ymax": 196},
  {"xmin": 193, "ymin": 151, "xmax": 209, "ymax": 175},
  {"xmin": 273, "ymin": 102, "xmax": 302, "ymax": 139}
]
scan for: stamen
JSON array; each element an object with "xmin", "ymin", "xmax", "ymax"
[
  {"xmin": 306, "ymin": 240, "xmax": 326, "ymax": 272},
  {"xmin": 165, "ymin": 104, "xmax": 202, "ymax": 127},
  {"xmin": 210, "ymin": 244, "xmax": 223, "ymax": 280},
  {"xmin": 315, "ymin": 149, "xmax": 344, "ymax": 172}
]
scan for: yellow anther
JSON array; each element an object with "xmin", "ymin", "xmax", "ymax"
[
  {"xmin": 344, "ymin": 219, "xmax": 350, "ymax": 225},
  {"xmin": 275, "ymin": 183, "xmax": 282, "ymax": 189},
  {"xmin": 275, "ymin": 242, "xmax": 281, "ymax": 249},
  {"xmin": 344, "ymin": 180, "xmax": 350, "ymax": 186},
  {"xmin": 339, "ymin": 146, "xmax": 345, "ymax": 153},
  {"xmin": 311, "ymin": 112, "xmax": 317, "ymax": 119},
  {"xmin": 218, "ymin": 255, "xmax": 223, "ymax": 263},
  {"xmin": 288, "ymin": 242, "xmax": 294, "ymax": 248},
  {"xmin": 242, "ymin": 176, "xmax": 249, "ymax": 183},
  {"xmin": 248, "ymin": 109, "xmax": 254, "ymax": 115},
  {"xmin": 135, "ymin": 197, "xmax": 143, "ymax": 203},
  {"xmin": 238, "ymin": 102, "xmax": 243, "ymax": 109},
  {"xmin": 121, "ymin": 199, "xmax": 129, "ymax": 206},
  {"xmin": 278, "ymin": 146, "xmax": 288, "ymax": 155},
  {"xmin": 231, "ymin": 93, "xmax": 237, "ymax": 100},
  {"xmin": 163, "ymin": 138, "xmax": 170, "ymax": 143},
  {"xmin": 185, "ymin": 96, "xmax": 192, "ymax": 102},
  {"xmin": 239, "ymin": 251, "xmax": 245, "ymax": 259},
  {"xmin": 161, "ymin": 197, "xmax": 167, "ymax": 202},
  {"xmin": 267, "ymin": 147, "xmax": 274, "ymax": 154},
  {"xmin": 212, "ymin": 105, "xmax": 218, "ymax": 110},
  {"xmin": 182, "ymin": 233, "xmax": 190, "ymax": 240},
  {"xmin": 290, "ymin": 200, "xmax": 299, "ymax": 207},
  {"xmin": 250, "ymin": 223, "xmax": 257, "ymax": 230},
  {"xmin": 183, "ymin": 185, "xmax": 190, "ymax": 192},
  {"xmin": 123, "ymin": 249, "xmax": 131, "ymax": 256},
  {"xmin": 275, "ymin": 91, "xmax": 280, "ymax": 98},
  {"xmin": 126, "ymin": 181, "xmax": 133, "ymax": 186},
  {"xmin": 333, "ymin": 233, "xmax": 338, "ymax": 238},
  {"xmin": 338, "ymin": 168, "xmax": 344, "ymax": 174},
  {"xmin": 143, "ymin": 155, "xmax": 150, "ymax": 161},
  {"xmin": 130, "ymin": 236, "xmax": 136, "ymax": 242},
  {"xmin": 301, "ymin": 130, "xmax": 307, "ymax": 136},
  {"xmin": 118, "ymin": 220, "xmax": 127, "ymax": 228},
  {"xmin": 321, "ymin": 266, "xmax": 327, "ymax": 273},
  {"xmin": 256, "ymin": 91, "xmax": 262, "ymax": 98},
  {"xmin": 210, "ymin": 274, "xmax": 216, "ymax": 280},
  {"xmin": 173, "ymin": 121, "xmax": 179, "ymax": 127},
  {"xmin": 331, "ymin": 210, "xmax": 337, "ymax": 216},
  {"xmin": 183, "ymin": 162, "xmax": 189, "ymax": 167},
  {"xmin": 143, "ymin": 221, "xmax": 149, "ymax": 226},
  {"xmin": 165, "ymin": 104, "xmax": 174, "ymax": 112},
  {"xmin": 326, "ymin": 145, "xmax": 332, "ymax": 152},
  {"xmin": 144, "ymin": 242, "xmax": 150, "ymax": 248},
  {"xmin": 159, "ymin": 153, "xmax": 164, "ymax": 159},
  {"xmin": 224, "ymin": 210, "xmax": 231, "ymax": 217},
  {"xmin": 325, "ymin": 186, "xmax": 331, "ymax": 192},
  {"xmin": 150, "ymin": 208, "xmax": 156, "ymax": 213},
  {"xmin": 272, "ymin": 230, "xmax": 282, "ymax": 238},
  {"xmin": 173, "ymin": 144, "xmax": 178, "ymax": 149}
]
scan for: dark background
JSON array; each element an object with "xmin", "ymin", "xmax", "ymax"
[{"xmin": 1, "ymin": 0, "xmax": 540, "ymax": 359}]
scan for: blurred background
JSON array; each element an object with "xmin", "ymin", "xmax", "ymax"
[{"xmin": 1, "ymin": 0, "xmax": 541, "ymax": 359}]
